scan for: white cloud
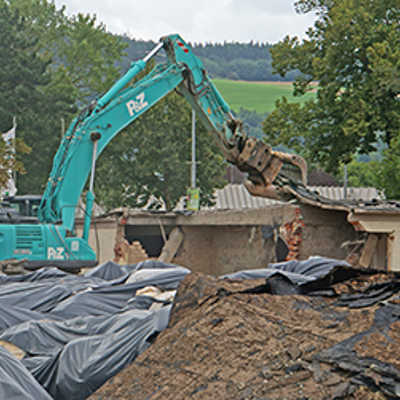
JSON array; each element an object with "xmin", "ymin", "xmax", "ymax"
[{"xmin": 53, "ymin": 0, "xmax": 316, "ymax": 43}]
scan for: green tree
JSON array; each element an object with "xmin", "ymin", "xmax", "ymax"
[
  {"xmin": 263, "ymin": 0, "xmax": 400, "ymax": 174},
  {"xmin": 95, "ymin": 91, "xmax": 227, "ymax": 211},
  {"xmin": 8, "ymin": 0, "xmax": 126, "ymax": 193},
  {"xmin": 2, "ymin": 0, "xmax": 76, "ymax": 194},
  {"xmin": 0, "ymin": 1, "xmax": 56, "ymax": 191},
  {"xmin": 377, "ymin": 137, "xmax": 400, "ymax": 199},
  {"xmin": 339, "ymin": 160, "xmax": 381, "ymax": 188},
  {"xmin": 9, "ymin": 0, "xmax": 67, "ymax": 54},
  {"xmin": 11, "ymin": 0, "xmax": 126, "ymax": 101},
  {"xmin": 55, "ymin": 13, "xmax": 126, "ymax": 103}
]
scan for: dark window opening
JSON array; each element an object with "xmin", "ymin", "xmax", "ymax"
[{"xmin": 124, "ymin": 225, "xmax": 174, "ymax": 257}]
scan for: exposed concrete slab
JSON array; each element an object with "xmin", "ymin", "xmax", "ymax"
[
  {"xmin": 118, "ymin": 205, "xmax": 297, "ymax": 227},
  {"xmin": 176, "ymin": 206, "xmax": 297, "ymax": 226},
  {"xmin": 173, "ymin": 225, "xmax": 279, "ymax": 276},
  {"xmin": 299, "ymin": 205, "xmax": 358, "ymax": 262}
]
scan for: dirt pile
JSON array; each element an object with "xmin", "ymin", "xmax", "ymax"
[{"xmin": 90, "ymin": 271, "xmax": 400, "ymax": 400}]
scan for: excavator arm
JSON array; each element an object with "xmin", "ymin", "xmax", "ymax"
[
  {"xmin": 161, "ymin": 35, "xmax": 307, "ymax": 199},
  {"xmin": 0, "ymin": 34, "xmax": 306, "ymax": 269},
  {"xmin": 38, "ymin": 60, "xmax": 187, "ymax": 231},
  {"xmin": 39, "ymin": 34, "xmax": 306, "ymax": 230}
]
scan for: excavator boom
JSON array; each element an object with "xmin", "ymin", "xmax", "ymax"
[{"xmin": 0, "ymin": 34, "xmax": 307, "ymax": 269}]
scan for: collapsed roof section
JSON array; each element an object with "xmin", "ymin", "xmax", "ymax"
[{"xmin": 279, "ymin": 180, "xmax": 400, "ymax": 272}]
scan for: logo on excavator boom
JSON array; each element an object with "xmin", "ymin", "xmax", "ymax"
[{"xmin": 126, "ymin": 92, "xmax": 148, "ymax": 117}]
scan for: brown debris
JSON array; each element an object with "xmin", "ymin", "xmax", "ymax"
[
  {"xmin": 354, "ymin": 322, "xmax": 400, "ymax": 371},
  {"xmin": 114, "ymin": 239, "xmax": 151, "ymax": 264},
  {"xmin": 281, "ymin": 207, "xmax": 304, "ymax": 260},
  {"xmin": 90, "ymin": 271, "xmax": 400, "ymax": 400}
]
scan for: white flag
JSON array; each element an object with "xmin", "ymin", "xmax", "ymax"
[
  {"xmin": 1, "ymin": 117, "xmax": 17, "ymax": 197},
  {"xmin": 2, "ymin": 117, "xmax": 16, "ymax": 148}
]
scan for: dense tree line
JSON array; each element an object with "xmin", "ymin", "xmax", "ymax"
[
  {"xmin": 121, "ymin": 37, "xmax": 300, "ymax": 81},
  {"xmin": 5, "ymin": 0, "xmax": 125, "ymax": 194},
  {"xmin": 193, "ymin": 41, "xmax": 272, "ymax": 62}
]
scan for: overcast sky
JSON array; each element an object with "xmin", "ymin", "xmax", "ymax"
[{"xmin": 53, "ymin": 0, "xmax": 316, "ymax": 44}]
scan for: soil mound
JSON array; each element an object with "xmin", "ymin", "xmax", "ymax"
[{"xmin": 90, "ymin": 271, "xmax": 400, "ymax": 399}]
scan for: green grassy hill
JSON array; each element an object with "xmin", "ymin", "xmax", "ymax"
[{"xmin": 212, "ymin": 79, "xmax": 315, "ymax": 114}]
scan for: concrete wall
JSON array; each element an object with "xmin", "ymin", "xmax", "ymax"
[
  {"xmin": 76, "ymin": 204, "xmax": 360, "ymax": 271},
  {"xmin": 172, "ymin": 204, "xmax": 359, "ymax": 277},
  {"xmin": 299, "ymin": 205, "xmax": 358, "ymax": 260},
  {"xmin": 173, "ymin": 225, "xmax": 277, "ymax": 276},
  {"xmin": 75, "ymin": 217, "xmax": 118, "ymax": 263}
]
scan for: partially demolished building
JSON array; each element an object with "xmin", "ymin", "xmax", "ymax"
[
  {"xmin": 0, "ymin": 183, "xmax": 397, "ymax": 399},
  {"xmin": 77, "ymin": 183, "xmax": 396, "ymax": 274}
]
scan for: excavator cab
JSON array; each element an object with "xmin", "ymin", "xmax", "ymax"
[{"xmin": 1, "ymin": 195, "xmax": 41, "ymax": 223}]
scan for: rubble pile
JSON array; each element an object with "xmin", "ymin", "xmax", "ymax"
[
  {"xmin": 1, "ymin": 257, "xmax": 400, "ymax": 399},
  {"xmin": 91, "ymin": 263, "xmax": 400, "ymax": 400}
]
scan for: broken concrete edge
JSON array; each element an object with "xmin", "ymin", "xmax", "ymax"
[
  {"xmin": 110, "ymin": 206, "xmax": 299, "ymax": 271},
  {"xmin": 104, "ymin": 205, "xmax": 298, "ymax": 226},
  {"xmin": 280, "ymin": 184, "xmax": 400, "ymax": 272}
]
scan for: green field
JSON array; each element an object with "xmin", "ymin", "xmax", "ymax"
[{"xmin": 212, "ymin": 79, "xmax": 315, "ymax": 114}]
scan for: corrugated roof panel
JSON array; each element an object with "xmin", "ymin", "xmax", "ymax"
[
  {"xmin": 238, "ymin": 185, "xmax": 248, "ymax": 208},
  {"xmin": 308, "ymin": 186, "xmax": 382, "ymax": 202},
  {"xmin": 207, "ymin": 184, "xmax": 382, "ymax": 211},
  {"xmin": 138, "ymin": 184, "xmax": 382, "ymax": 212},
  {"xmin": 208, "ymin": 184, "xmax": 284, "ymax": 210}
]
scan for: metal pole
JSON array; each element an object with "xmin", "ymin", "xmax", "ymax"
[
  {"xmin": 143, "ymin": 42, "xmax": 164, "ymax": 62},
  {"xmin": 12, "ymin": 117, "xmax": 17, "ymax": 195},
  {"xmin": 61, "ymin": 118, "xmax": 65, "ymax": 139},
  {"xmin": 89, "ymin": 140, "xmax": 98, "ymax": 193},
  {"xmin": 343, "ymin": 164, "xmax": 348, "ymax": 200},
  {"xmin": 83, "ymin": 135, "xmax": 100, "ymax": 242},
  {"xmin": 191, "ymin": 110, "xmax": 196, "ymax": 188}
]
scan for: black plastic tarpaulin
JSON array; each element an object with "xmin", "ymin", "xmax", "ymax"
[
  {"xmin": 0, "ymin": 274, "xmax": 108, "ymax": 313},
  {"xmin": 20, "ymin": 307, "xmax": 171, "ymax": 400},
  {"xmin": 84, "ymin": 259, "xmax": 187, "ymax": 282},
  {"xmin": 315, "ymin": 301, "xmax": 400, "ymax": 398},
  {"xmin": 84, "ymin": 260, "xmax": 135, "ymax": 281},
  {"xmin": 0, "ymin": 308, "xmax": 168, "ymax": 357},
  {"xmin": 0, "ymin": 306, "xmax": 54, "ymax": 331},
  {"xmin": 335, "ymin": 281, "xmax": 400, "ymax": 308},
  {"xmin": 49, "ymin": 265, "xmax": 189, "ymax": 319},
  {"xmin": 221, "ymin": 256, "xmax": 360, "ymax": 295},
  {"xmin": 0, "ymin": 267, "xmax": 68, "ymax": 284},
  {"xmin": 0, "ymin": 281, "xmax": 73, "ymax": 312},
  {"xmin": 0, "ymin": 261, "xmax": 188, "ymax": 400},
  {"xmin": 221, "ymin": 257, "xmax": 352, "ymax": 282},
  {"xmin": 0, "ymin": 345, "xmax": 53, "ymax": 400}
]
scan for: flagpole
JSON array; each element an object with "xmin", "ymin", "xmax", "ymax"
[{"xmin": 12, "ymin": 117, "xmax": 16, "ymax": 195}]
